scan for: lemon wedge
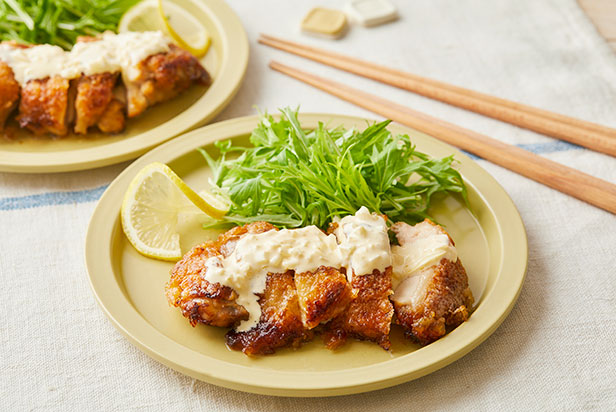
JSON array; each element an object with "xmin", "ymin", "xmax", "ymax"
[
  {"xmin": 121, "ymin": 162, "xmax": 229, "ymax": 261},
  {"xmin": 118, "ymin": 0, "xmax": 211, "ymax": 58}
]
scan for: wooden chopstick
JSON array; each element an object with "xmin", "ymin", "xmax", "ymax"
[
  {"xmin": 260, "ymin": 34, "xmax": 616, "ymax": 158},
  {"xmin": 269, "ymin": 61, "xmax": 616, "ymax": 214}
]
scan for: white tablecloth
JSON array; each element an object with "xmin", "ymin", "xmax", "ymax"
[{"xmin": 2, "ymin": 0, "xmax": 615, "ymax": 410}]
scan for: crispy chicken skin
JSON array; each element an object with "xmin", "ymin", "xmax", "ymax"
[
  {"xmin": 165, "ymin": 222, "xmax": 276, "ymax": 328},
  {"xmin": 0, "ymin": 61, "xmax": 20, "ymax": 131},
  {"xmin": 74, "ymin": 73, "xmax": 122, "ymax": 134},
  {"xmin": 323, "ymin": 268, "xmax": 394, "ymax": 350},
  {"xmin": 165, "ymin": 242, "xmax": 249, "ymax": 328},
  {"xmin": 17, "ymin": 76, "xmax": 70, "ymax": 136},
  {"xmin": 294, "ymin": 266, "xmax": 354, "ymax": 329},
  {"xmin": 226, "ymin": 271, "xmax": 312, "ymax": 356},
  {"xmin": 126, "ymin": 44, "xmax": 211, "ymax": 118},
  {"xmin": 391, "ymin": 221, "xmax": 474, "ymax": 345},
  {"xmin": 96, "ymin": 99, "xmax": 125, "ymax": 133}
]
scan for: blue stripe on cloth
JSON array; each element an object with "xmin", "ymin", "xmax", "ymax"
[
  {"xmin": 463, "ymin": 140, "xmax": 582, "ymax": 160},
  {"xmin": 0, "ymin": 140, "xmax": 583, "ymax": 211},
  {"xmin": 0, "ymin": 184, "xmax": 108, "ymax": 211}
]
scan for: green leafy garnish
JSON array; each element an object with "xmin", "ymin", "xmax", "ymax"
[
  {"xmin": 0, "ymin": 0, "xmax": 141, "ymax": 49},
  {"xmin": 199, "ymin": 108, "xmax": 467, "ymax": 229}
]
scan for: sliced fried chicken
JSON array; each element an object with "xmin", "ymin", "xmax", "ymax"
[
  {"xmin": 96, "ymin": 99, "xmax": 125, "ymax": 133},
  {"xmin": 323, "ymin": 267, "xmax": 394, "ymax": 350},
  {"xmin": 165, "ymin": 242, "xmax": 249, "ymax": 328},
  {"xmin": 390, "ymin": 220, "xmax": 474, "ymax": 345},
  {"xmin": 0, "ymin": 61, "xmax": 20, "ymax": 131},
  {"xmin": 165, "ymin": 222, "xmax": 277, "ymax": 328},
  {"xmin": 17, "ymin": 76, "xmax": 70, "ymax": 136},
  {"xmin": 125, "ymin": 44, "xmax": 211, "ymax": 118},
  {"xmin": 225, "ymin": 271, "xmax": 311, "ymax": 356},
  {"xmin": 294, "ymin": 266, "xmax": 354, "ymax": 329},
  {"xmin": 322, "ymin": 211, "xmax": 394, "ymax": 350},
  {"xmin": 74, "ymin": 72, "xmax": 123, "ymax": 134}
]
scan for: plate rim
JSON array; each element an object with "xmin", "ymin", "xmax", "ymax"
[
  {"xmin": 0, "ymin": 0, "xmax": 248, "ymax": 174},
  {"xmin": 85, "ymin": 113, "xmax": 528, "ymax": 397}
]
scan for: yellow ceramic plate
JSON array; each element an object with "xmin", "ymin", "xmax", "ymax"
[
  {"xmin": 85, "ymin": 114, "xmax": 528, "ymax": 397},
  {"xmin": 0, "ymin": 0, "xmax": 248, "ymax": 173}
]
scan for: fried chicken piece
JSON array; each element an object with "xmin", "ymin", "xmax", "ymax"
[
  {"xmin": 17, "ymin": 76, "xmax": 69, "ymax": 136},
  {"xmin": 125, "ymin": 44, "xmax": 211, "ymax": 118},
  {"xmin": 166, "ymin": 242, "xmax": 248, "ymax": 327},
  {"xmin": 322, "ymin": 212, "xmax": 394, "ymax": 350},
  {"xmin": 226, "ymin": 271, "xmax": 312, "ymax": 356},
  {"xmin": 96, "ymin": 99, "xmax": 125, "ymax": 133},
  {"xmin": 390, "ymin": 220, "xmax": 474, "ymax": 345},
  {"xmin": 294, "ymin": 266, "xmax": 354, "ymax": 329},
  {"xmin": 74, "ymin": 73, "xmax": 122, "ymax": 134},
  {"xmin": 165, "ymin": 222, "xmax": 277, "ymax": 328},
  {"xmin": 323, "ymin": 267, "xmax": 394, "ymax": 350},
  {"xmin": 0, "ymin": 61, "xmax": 20, "ymax": 131}
]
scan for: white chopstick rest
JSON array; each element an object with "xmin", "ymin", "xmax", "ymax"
[{"xmin": 346, "ymin": 0, "xmax": 398, "ymax": 27}]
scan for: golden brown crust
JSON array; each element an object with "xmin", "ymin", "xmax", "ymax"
[
  {"xmin": 323, "ymin": 267, "xmax": 394, "ymax": 350},
  {"xmin": 0, "ymin": 62, "xmax": 20, "ymax": 131},
  {"xmin": 96, "ymin": 99, "xmax": 125, "ymax": 133},
  {"xmin": 165, "ymin": 222, "xmax": 277, "ymax": 328},
  {"xmin": 165, "ymin": 242, "xmax": 249, "ymax": 328},
  {"xmin": 126, "ymin": 44, "xmax": 211, "ymax": 118},
  {"xmin": 294, "ymin": 266, "xmax": 354, "ymax": 329},
  {"xmin": 74, "ymin": 73, "xmax": 120, "ymax": 134},
  {"xmin": 394, "ymin": 258, "xmax": 474, "ymax": 345},
  {"xmin": 17, "ymin": 76, "xmax": 69, "ymax": 136},
  {"xmin": 225, "ymin": 271, "xmax": 312, "ymax": 356}
]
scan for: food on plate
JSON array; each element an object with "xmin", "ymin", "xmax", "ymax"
[
  {"xmin": 198, "ymin": 108, "xmax": 467, "ymax": 229},
  {"xmin": 321, "ymin": 213, "xmax": 394, "ymax": 350},
  {"xmin": 0, "ymin": 31, "xmax": 210, "ymax": 137},
  {"xmin": 0, "ymin": 0, "xmax": 140, "ymax": 50},
  {"xmin": 120, "ymin": 110, "xmax": 473, "ymax": 355},
  {"xmin": 124, "ymin": 43, "xmax": 211, "ymax": 118},
  {"xmin": 121, "ymin": 162, "xmax": 228, "ymax": 262},
  {"xmin": 166, "ymin": 207, "xmax": 474, "ymax": 355},
  {"xmin": 0, "ymin": 61, "xmax": 20, "ymax": 131},
  {"xmin": 391, "ymin": 220, "xmax": 474, "ymax": 345}
]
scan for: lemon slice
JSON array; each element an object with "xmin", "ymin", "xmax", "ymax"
[
  {"xmin": 118, "ymin": 0, "xmax": 211, "ymax": 58},
  {"xmin": 121, "ymin": 162, "xmax": 229, "ymax": 261},
  {"xmin": 118, "ymin": 0, "xmax": 165, "ymax": 32},
  {"xmin": 158, "ymin": 0, "xmax": 211, "ymax": 57}
]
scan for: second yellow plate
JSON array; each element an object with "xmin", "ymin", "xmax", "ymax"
[
  {"xmin": 85, "ymin": 114, "xmax": 528, "ymax": 396},
  {"xmin": 0, "ymin": 0, "xmax": 248, "ymax": 173}
]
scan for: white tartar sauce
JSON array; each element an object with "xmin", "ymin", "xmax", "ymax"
[
  {"xmin": 334, "ymin": 206, "xmax": 392, "ymax": 280},
  {"xmin": 390, "ymin": 222, "xmax": 457, "ymax": 305},
  {"xmin": 203, "ymin": 207, "xmax": 390, "ymax": 331},
  {"xmin": 0, "ymin": 31, "xmax": 170, "ymax": 85}
]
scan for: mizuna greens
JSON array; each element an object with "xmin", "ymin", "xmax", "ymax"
[
  {"xmin": 199, "ymin": 108, "xmax": 467, "ymax": 229},
  {"xmin": 0, "ymin": 0, "xmax": 140, "ymax": 49}
]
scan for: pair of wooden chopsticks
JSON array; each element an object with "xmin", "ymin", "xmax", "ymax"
[{"xmin": 259, "ymin": 34, "xmax": 616, "ymax": 214}]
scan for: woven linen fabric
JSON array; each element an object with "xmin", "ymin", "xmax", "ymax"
[{"xmin": 2, "ymin": 0, "xmax": 615, "ymax": 410}]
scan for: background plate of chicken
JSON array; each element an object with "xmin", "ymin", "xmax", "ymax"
[
  {"xmin": 0, "ymin": 0, "xmax": 248, "ymax": 173},
  {"xmin": 85, "ymin": 114, "xmax": 528, "ymax": 397}
]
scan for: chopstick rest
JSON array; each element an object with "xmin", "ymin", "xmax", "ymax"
[
  {"xmin": 346, "ymin": 0, "xmax": 398, "ymax": 27},
  {"xmin": 301, "ymin": 8, "xmax": 348, "ymax": 39}
]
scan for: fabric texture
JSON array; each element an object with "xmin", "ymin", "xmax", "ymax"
[{"xmin": 2, "ymin": 0, "xmax": 616, "ymax": 410}]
